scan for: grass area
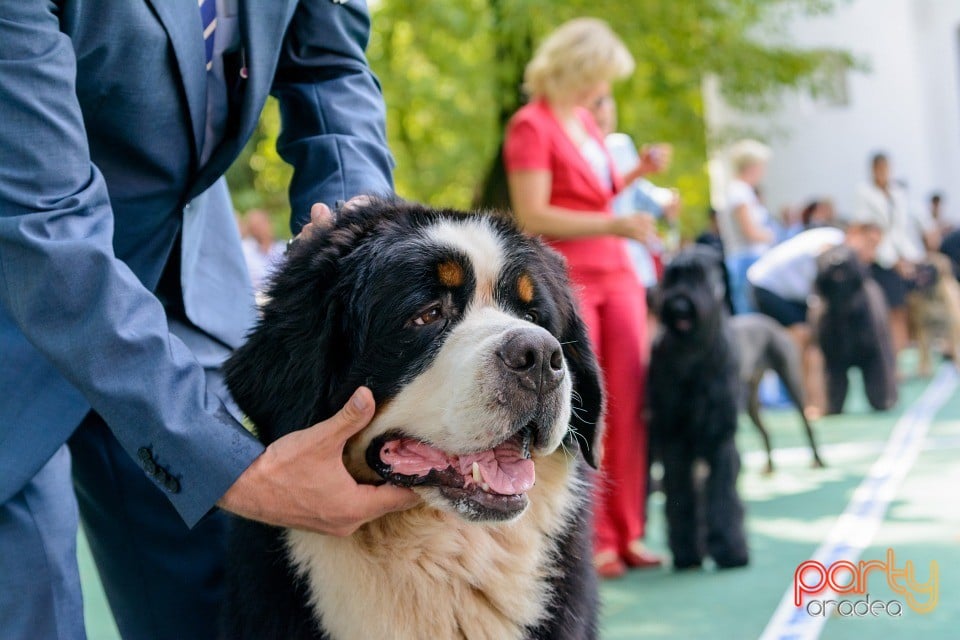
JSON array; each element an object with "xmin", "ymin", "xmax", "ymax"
[{"xmin": 81, "ymin": 358, "xmax": 960, "ymax": 639}]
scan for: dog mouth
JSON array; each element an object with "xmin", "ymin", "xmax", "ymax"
[
  {"xmin": 366, "ymin": 425, "xmax": 535, "ymax": 520},
  {"xmin": 661, "ymin": 294, "xmax": 698, "ymax": 333}
]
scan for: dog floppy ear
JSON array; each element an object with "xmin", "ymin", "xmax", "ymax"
[
  {"xmin": 560, "ymin": 308, "xmax": 605, "ymax": 469},
  {"xmin": 532, "ymin": 242, "xmax": 605, "ymax": 468}
]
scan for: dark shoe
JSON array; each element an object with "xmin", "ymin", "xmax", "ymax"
[
  {"xmin": 713, "ymin": 554, "xmax": 749, "ymax": 569},
  {"xmin": 671, "ymin": 559, "xmax": 703, "ymax": 571}
]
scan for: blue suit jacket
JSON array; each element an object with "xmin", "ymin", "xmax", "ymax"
[{"xmin": 0, "ymin": 0, "xmax": 393, "ymax": 526}]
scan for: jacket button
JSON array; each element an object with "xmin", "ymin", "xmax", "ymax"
[
  {"xmin": 137, "ymin": 447, "xmax": 152, "ymax": 464},
  {"xmin": 163, "ymin": 476, "xmax": 181, "ymax": 493},
  {"xmin": 144, "ymin": 460, "xmax": 159, "ymax": 476}
]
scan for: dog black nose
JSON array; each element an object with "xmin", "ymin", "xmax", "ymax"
[
  {"xmin": 497, "ymin": 328, "xmax": 564, "ymax": 392},
  {"xmin": 666, "ymin": 295, "xmax": 694, "ymax": 317}
]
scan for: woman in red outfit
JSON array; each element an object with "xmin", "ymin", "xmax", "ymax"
[{"xmin": 503, "ymin": 18, "xmax": 663, "ymax": 578}]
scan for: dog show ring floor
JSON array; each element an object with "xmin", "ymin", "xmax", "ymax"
[{"xmin": 80, "ymin": 353, "xmax": 960, "ymax": 639}]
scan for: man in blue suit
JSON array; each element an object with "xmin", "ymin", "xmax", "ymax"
[{"xmin": 0, "ymin": 1, "xmax": 420, "ymax": 638}]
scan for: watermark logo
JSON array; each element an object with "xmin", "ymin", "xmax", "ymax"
[{"xmin": 794, "ymin": 549, "xmax": 938, "ymax": 617}]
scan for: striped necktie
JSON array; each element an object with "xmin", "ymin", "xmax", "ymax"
[{"xmin": 199, "ymin": 0, "xmax": 216, "ymax": 71}]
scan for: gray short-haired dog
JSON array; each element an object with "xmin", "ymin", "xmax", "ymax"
[{"xmin": 729, "ymin": 313, "xmax": 825, "ymax": 472}]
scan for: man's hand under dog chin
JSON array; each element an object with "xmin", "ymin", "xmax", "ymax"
[{"xmin": 217, "ymin": 387, "xmax": 422, "ymax": 536}]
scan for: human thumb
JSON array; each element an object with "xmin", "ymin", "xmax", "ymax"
[{"xmin": 329, "ymin": 387, "xmax": 376, "ymax": 441}]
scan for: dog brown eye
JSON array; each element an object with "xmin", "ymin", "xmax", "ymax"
[
  {"xmin": 413, "ymin": 306, "xmax": 443, "ymax": 326},
  {"xmin": 523, "ymin": 310, "xmax": 539, "ymax": 324}
]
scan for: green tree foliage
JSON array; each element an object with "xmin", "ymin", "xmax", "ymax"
[{"xmin": 226, "ymin": 0, "xmax": 851, "ymax": 237}]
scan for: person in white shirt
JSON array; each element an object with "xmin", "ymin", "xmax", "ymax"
[
  {"xmin": 747, "ymin": 222, "xmax": 883, "ymax": 417},
  {"xmin": 854, "ymin": 153, "xmax": 936, "ymax": 358},
  {"xmin": 718, "ymin": 139, "xmax": 776, "ymax": 314},
  {"xmin": 587, "ymin": 94, "xmax": 676, "ymax": 289},
  {"xmin": 929, "ymin": 192, "xmax": 952, "ymax": 236}
]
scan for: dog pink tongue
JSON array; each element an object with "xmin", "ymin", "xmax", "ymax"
[
  {"xmin": 380, "ymin": 438, "xmax": 535, "ymax": 495},
  {"xmin": 458, "ymin": 447, "xmax": 535, "ymax": 495},
  {"xmin": 380, "ymin": 439, "xmax": 450, "ymax": 476}
]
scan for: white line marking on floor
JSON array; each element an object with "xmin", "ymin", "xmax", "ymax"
[
  {"xmin": 742, "ymin": 434, "xmax": 960, "ymax": 468},
  {"xmin": 758, "ymin": 364, "xmax": 958, "ymax": 640}
]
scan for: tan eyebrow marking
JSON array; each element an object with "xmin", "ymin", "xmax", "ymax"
[
  {"xmin": 518, "ymin": 273, "xmax": 535, "ymax": 304},
  {"xmin": 437, "ymin": 260, "xmax": 465, "ymax": 288}
]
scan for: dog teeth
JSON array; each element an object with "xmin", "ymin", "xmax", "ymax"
[
  {"xmin": 481, "ymin": 482, "xmax": 490, "ymax": 492},
  {"xmin": 472, "ymin": 461, "xmax": 482, "ymax": 484},
  {"xmin": 521, "ymin": 428, "xmax": 532, "ymax": 459}
]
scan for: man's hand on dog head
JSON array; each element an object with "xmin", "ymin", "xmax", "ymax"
[
  {"xmin": 296, "ymin": 196, "xmax": 375, "ymax": 244},
  {"xmin": 218, "ymin": 387, "xmax": 422, "ymax": 536}
]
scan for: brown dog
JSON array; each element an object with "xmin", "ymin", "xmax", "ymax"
[{"xmin": 907, "ymin": 252, "xmax": 960, "ymax": 376}]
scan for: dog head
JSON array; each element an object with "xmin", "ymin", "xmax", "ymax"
[
  {"xmin": 815, "ymin": 245, "xmax": 867, "ymax": 302},
  {"xmin": 657, "ymin": 245, "xmax": 728, "ymax": 338},
  {"xmin": 224, "ymin": 200, "xmax": 603, "ymax": 523}
]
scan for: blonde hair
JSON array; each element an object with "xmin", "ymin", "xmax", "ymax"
[
  {"xmin": 728, "ymin": 139, "xmax": 772, "ymax": 174},
  {"xmin": 523, "ymin": 18, "xmax": 635, "ymax": 103}
]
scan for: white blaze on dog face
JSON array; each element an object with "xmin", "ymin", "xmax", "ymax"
[{"xmin": 343, "ymin": 216, "xmax": 574, "ymax": 522}]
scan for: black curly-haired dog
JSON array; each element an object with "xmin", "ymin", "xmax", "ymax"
[
  {"xmin": 812, "ymin": 245, "xmax": 897, "ymax": 414},
  {"xmin": 648, "ymin": 245, "xmax": 749, "ymax": 569},
  {"xmin": 221, "ymin": 199, "xmax": 605, "ymax": 639}
]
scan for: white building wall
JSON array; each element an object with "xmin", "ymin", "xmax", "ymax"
[{"xmin": 705, "ymin": 0, "xmax": 960, "ymax": 223}]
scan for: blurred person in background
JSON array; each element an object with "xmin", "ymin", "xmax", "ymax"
[
  {"xmin": 929, "ymin": 192, "xmax": 952, "ymax": 236},
  {"xmin": 803, "ymin": 199, "xmax": 837, "ymax": 230},
  {"xmin": 503, "ymin": 17, "xmax": 663, "ymax": 578},
  {"xmin": 718, "ymin": 139, "xmax": 775, "ymax": 314},
  {"xmin": 696, "ymin": 207, "xmax": 725, "ymax": 257},
  {"xmin": 855, "ymin": 152, "xmax": 935, "ymax": 361},
  {"xmin": 786, "ymin": 199, "xmax": 837, "ymax": 238},
  {"xmin": 241, "ymin": 209, "xmax": 286, "ymax": 293},
  {"xmin": 587, "ymin": 92, "xmax": 678, "ymax": 289}
]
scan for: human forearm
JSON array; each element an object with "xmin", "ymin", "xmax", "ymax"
[
  {"xmin": 734, "ymin": 205, "xmax": 773, "ymax": 244},
  {"xmin": 273, "ymin": 0, "xmax": 394, "ymax": 233},
  {"xmin": 515, "ymin": 205, "xmax": 616, "ymax": 239}
]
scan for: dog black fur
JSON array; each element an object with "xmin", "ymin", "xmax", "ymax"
[
  {"xmin": 648, "ymin": 245, "xmax": 749, "ymax": 570},
  {"xmin": 220, "ymin": 200, "xmax": 605, "ymax": 639},
  {"xmin": 812, "ymin": 245, "xmax": 898, "ymax": 414}
]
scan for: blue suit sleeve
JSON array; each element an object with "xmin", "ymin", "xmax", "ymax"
[
  {"xmin": 0, "ymin": 2, "xmax": 263, "ymax": 527},
  {"xmin": 272, "ymin": 0, "xmax": 395, "ymax": 234}
]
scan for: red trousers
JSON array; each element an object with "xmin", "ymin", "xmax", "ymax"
[{"xmin": 570, "ymin": 266, "xmax": 649, "ymax": 555}]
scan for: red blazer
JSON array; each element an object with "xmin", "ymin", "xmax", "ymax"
[{"xmin": 504, "ymin": 99, "xmax": 631, "ymax": 272}]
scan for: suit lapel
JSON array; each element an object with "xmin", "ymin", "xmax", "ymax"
[{"xmin": 145, "ymin": 0, "xmax": 208, "ymax": 164}]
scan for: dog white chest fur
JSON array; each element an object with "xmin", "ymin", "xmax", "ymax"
[{"xmin": 285, "ymin": 454, "xmax": 581, "ymax": 639}]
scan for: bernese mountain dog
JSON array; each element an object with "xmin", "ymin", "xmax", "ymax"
[{"xmin": 222, "ymin": 199, "xmax": 605, "ymax": 639}]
